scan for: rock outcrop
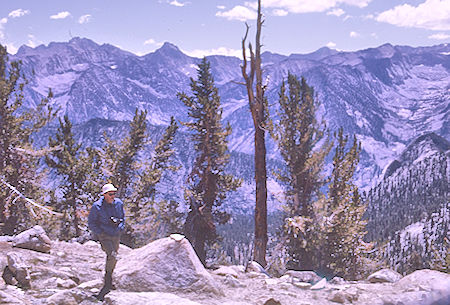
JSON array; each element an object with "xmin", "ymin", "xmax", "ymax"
[
  {"xmin": 12, "ymin": 225, "xmax": 52, "ymax": 253},
  {"xmin": 114, "ymin": 234, "xmax": 223, "ymax": 295},
  {"xmin": 0, "ymin": 227, "xmax": 449, "ymax": 305},
  {"xmin": 367, "ymin": 268, "xmax": 403, "ymax": 283}
]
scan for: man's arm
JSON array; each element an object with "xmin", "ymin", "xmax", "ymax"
[
  {"xmin": 118, "ymin": 200, "xmax": 125, "ymax": 231},
  {"xmin": 88, "ymin": 205, "xmax": 102, "ymax": 235}
]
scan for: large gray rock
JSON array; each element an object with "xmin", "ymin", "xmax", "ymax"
[
  {"xmin": 394, "ymin": 269, "xmax": 450, "ymax": 304},
  {"xmin": 0, "ymin": 285, "xmax": 31, "ymax": 304},
  {"xmin": 12, "ymin": 225, "xmax": 52, "ymax": 253},
  {"xmin": 4, "ymin": 253, "xmax": 31, "ymax": 289},
  {"xmin": 367, "ymin": 268, "xmax": 402, "ymax": 283},
  {"xmin": 395, "ymin": 269, "xmax": 450, "ymax": 290},
  {"xmin": 114, "ymin": 235, "xmax": 223, "ymax": 295}
]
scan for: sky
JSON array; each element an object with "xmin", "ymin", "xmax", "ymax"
[{"xmin": 0, "ymin": 0, "xmax": 449, "ymax": 58}]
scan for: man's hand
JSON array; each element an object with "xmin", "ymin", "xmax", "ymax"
[{"xmin": 110, "ymin": 216, "xmax": 123, "ymax": 227}]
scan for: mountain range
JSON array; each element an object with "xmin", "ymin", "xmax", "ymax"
[
  {"xmin": 365, "ymin": 132, "xmax": 449, "ymax": 273},
  {"xmin": 9, "ymin": 37, "xmax": 450, "ymax": 208}
]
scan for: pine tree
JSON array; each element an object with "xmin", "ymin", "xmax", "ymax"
[
  {"xmin": 178, "ymin": 57, "xmax": 241, "ymax": 265},
  {"xmin": 101, "ymin": 110, "xmax": 181, "ymax": 247},
  {"xmin": 284, "ymin": 128, "xmax": 371, "ymax": 279},
  {"xmin": 271, "ymin": 73, "xmax": 331, "ymax": 215},
  {"xmin": 129, "ymin": 116, "xmax": 179, "ymax": 218},
  {"xmin": 102, "ymin": 108, "xmax": 148, "ymax": 198},
  {"xmin": 271, "ymin": 73, "xmax": 331, "ymax": 270},
  {"xmin": 127, "ymin": 117, "xmax": 182, "ymax": 246},
  {"xmin": 0, "ymin": 44, "xmax": 56, "ymax": 234},
  {"xmin": 318, "ymin": 128, "xmax": 371, "ymax": 278},
  {"xmin": 45, "ymin": 115, "xmax": 103, "ymax": 240}
]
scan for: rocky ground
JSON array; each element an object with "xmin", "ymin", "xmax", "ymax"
[{"xmin": 0, "ymin": 226, "xmax": 449, "ymax": 305}]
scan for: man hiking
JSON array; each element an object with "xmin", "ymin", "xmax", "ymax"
[{"xmin": 88, "ymin": 183, "xmax": 125, "ymax": 301}]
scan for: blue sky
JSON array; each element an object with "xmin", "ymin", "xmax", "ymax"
[{"xmin": 1, "ymin": 0, "xmax": 449, "ymax": 57}]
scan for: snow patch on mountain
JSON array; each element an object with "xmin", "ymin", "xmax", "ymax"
[
  {"xmin": 126, "ymin": 78, "xmax": 169, "ymax": 99},
  {"xmin": 33, "ymin": 72, "xmax": 79, "ymax": 96},
  {"xmin": 9, "ymin": 38, "xmax": 450, "ymax": 194}
]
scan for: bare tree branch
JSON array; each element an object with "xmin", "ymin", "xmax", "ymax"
[
  {"xmin": 0, "ymin": 178, "xmax": 63, "ymax": 216},
  {"xmin": 14, "ymin": 145, "xmax": 63, "ymax": 157}
]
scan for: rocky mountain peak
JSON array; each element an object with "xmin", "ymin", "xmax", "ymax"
[
  {"xmin": 153, "ymin": 41, "xmax": 186, "ymax": 59},
  {"xmin": 384, "ymin": 133, "xmax": 450, "ymax": 179},
  {"xmin": 8, "ymin": 38, "xmax": 450, "ymax": 193},
  {"xmin": 68, "ymin": 37, "xmax": 98, "ymax": 48},
  {"xmin": 305, "ymin": 46, "xmax": 339, "ymax": 60}
]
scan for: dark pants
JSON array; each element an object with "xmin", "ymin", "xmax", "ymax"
[
  {"xmin": 94, "ymin": 233, "xmax": 120, "ymax": 300},
  {"xmin": 98, "ymin": 233, "xmax": 121, "ymax": 275}
]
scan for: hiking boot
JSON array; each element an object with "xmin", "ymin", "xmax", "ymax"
[{"xmin": 94, "ymin": 285, "xmax": 111, "ymax": 301}]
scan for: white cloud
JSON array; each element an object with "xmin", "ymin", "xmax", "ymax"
[
  {"xmin": 50, "ymin": 11, "xmax": 71, "ymax": 20},
  {"xmin": 144, "ymin": 38, "xmax": 164, "ymax": 48},
  {"xmin": 217, "ymin": 5, "xmax": 226, "ymax": 10},
  {"xmin": 428, "ymin": 32, "xmax": 450, "ymax": 40},
  {"xmin": 78, "ymin": 14, "xmax": 91, "ymax": 24},
  {"xmin": 169, "ymin": 0, "xmax": 185, "ymax": 7},
  {"xmin": 26, "ymin": 34, "xmax": 41, "ymax": 48},
  {"xmin": 144, "ymin": 38, "xmax": 156, "ymax": 45},
  {"xmin": 261, "ymin": 0, "xmax": 372, "ymax": 14},
  {"xmin": 326, "ymin": 41, "xmax": 337, "ymax": 48},
  {"xmin": 327, "ymin": 8, "xmax": 345, "ymax": 17},
  {"xmin": 216, "ymin": 5, "xmax": 257, "ymax": 21},
  {"xmin": 184, "ymin": 46, "xmax": 242, "ymax": 58},
  {"xmin": 341, "ymin": 0, "xmax": 371, "ymax": 8},
  {"xmin": 8, "ymin": 9, "xmax": 30, "ymax": 18},
  {"xmin": 217, "ymin": 0, "xmax": 371, "ymax": 22},
  {"xmin": 4, "ymin": 42, "xmax": 18, "ymax": 54},
  {"xmin": 350, "ymin": 31, "xmax": 360, "ymax": 37},
  {"xmin": 376, "ymin": 0, "xmax": 450, "ymax": 31},
  {"xmin": 272, "ymin": 9, "xmax": 288, "ymax": 16},
  {"xmin": 0, "ymin": 18, "xmax": 7, "ymax": 40},
  {"xmin": 245, "ymin": 1, "xmax": 258, "ymax": 10}
]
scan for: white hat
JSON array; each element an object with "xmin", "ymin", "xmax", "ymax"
[{"xmin": 102, "ymin": 183, "xmax": 117, "ymax": 195}]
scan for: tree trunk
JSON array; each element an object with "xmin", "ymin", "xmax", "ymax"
[
  {"xmin": 240, "ymin": 0, "xmax": 267, "ymax": 267},
  {"xmin": 254, "ymin": 125, "xmax": 267, "ymax": 266}
]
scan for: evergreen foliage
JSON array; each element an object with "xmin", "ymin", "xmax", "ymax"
[
  {"xmin": 270, "ymin": 73, "xmax": 331, "ymax": 217},
  {"xmin": 178, "ymin": 57, "xmax": 241, "ymax": 265},
  {"xmin": 366, "ymin": 150, "xmax": 448, "ymax": 242},
  {"xmin": 284, "ymin": 128, "xmax": 371, "ymax": 279},
  {"xmin": 317, "ymin": 129, "xmax": 370, "ymax": 278},
  {"xmin": 0, "ymin": 44, "xmax": 56, "ymax": 235},
  {"xmin": 368, "ymin": 148, "xmax": 449, "ymax": 274},
  {"xmin": 102, "ymin": 109, "xmax": 148, "ymax": 199},
  {"xmin": 100, "ymin": 109, "xmax": 180, "ymax": 247},
  {"xmin": 270, "ymin": 73, "xmax": 331, "ymax": 271},
  {"xmin": 42, "ymin": 109, "xmax": 180, "ymax": 245},
  {"xmin": 45, "ymin": 115, "xmax": 103, "ymax": 240},
  {"xmin": 128, "ymin": 116, "xmax": 182, "ymax": 246}
]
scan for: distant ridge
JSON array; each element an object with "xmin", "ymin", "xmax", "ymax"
[
  {"xmin": 384, "ymin": 133, "xmax": 450, "ymax": 179},
  {"xmin": 8, "ymin": 36, "xmax": 450, "ymax": 193}
]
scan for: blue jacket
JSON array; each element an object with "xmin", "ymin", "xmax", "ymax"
[{"xmin": 88, "ymin": 197, "xmax": 125, "ymax": 237}]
